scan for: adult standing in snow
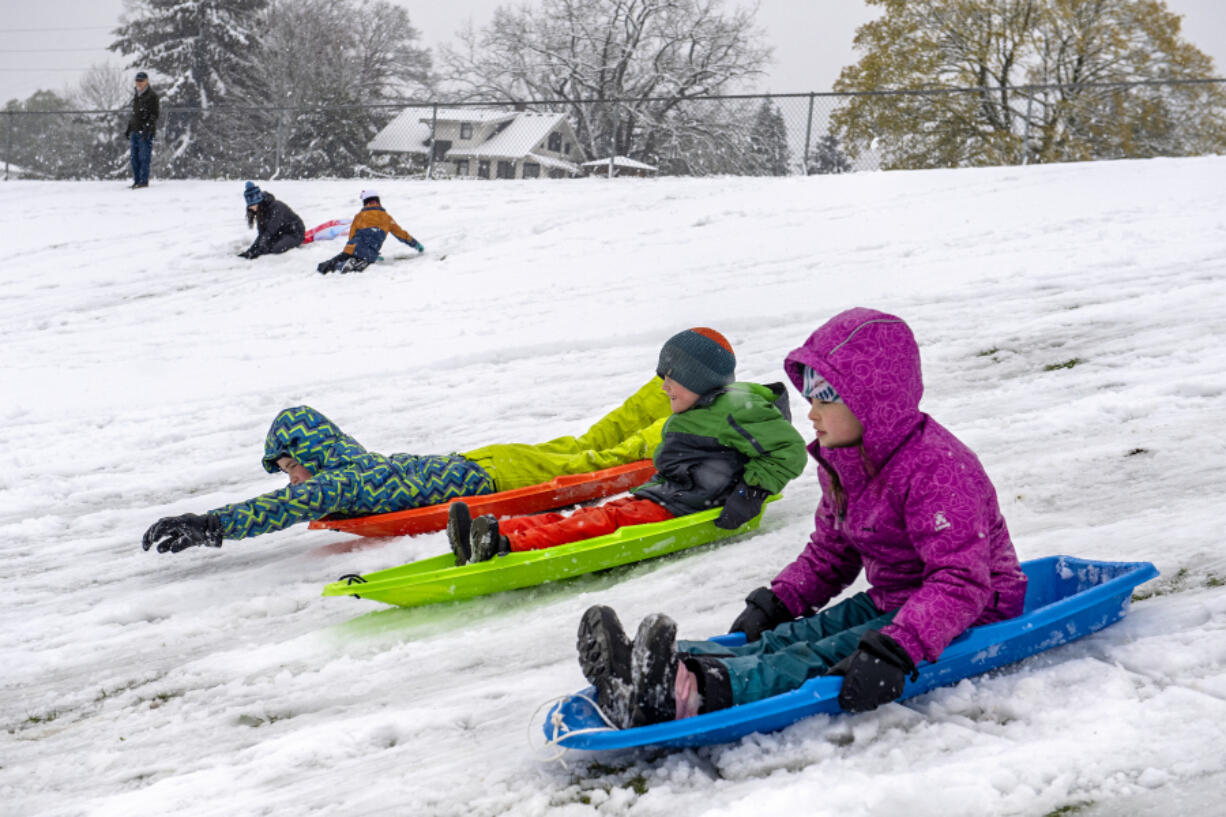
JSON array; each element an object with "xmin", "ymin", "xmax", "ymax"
[
  {"xmin": 140, "ymin": 378, "xmax": 672, "ymax": 553},
  {"xmin": 577, "ymin": 308, "xmax": 1028, "ymax": 728},
  {"xmin": 124, "ymin": 71, "xmax": 159, "ymax": 189},
  {"xmin": 238, "ymin": 182, "xmax": 306, "ymax": 259},
  {"xmin": 316, "ymin": 190, "xmax": 423, "ymax": 273}
]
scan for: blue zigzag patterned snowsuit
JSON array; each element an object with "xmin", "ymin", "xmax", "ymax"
[{"xmin": 210, "ymin": 406, "xmax": 493, "ymax": 540}]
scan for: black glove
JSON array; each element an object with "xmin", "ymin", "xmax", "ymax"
[
  {"xmin": 728, "ymin": 586, "xmax": 793, "ymax": 641},
  {"xmin": 141, "ymin": 513, "xmax": 223, "ymax": 554},
  {"xmin": 237, "ymin": 249, "xmax": 254, "ymax": 259},
  {"xmin": 828, "ymin": 630, "xmax": 918, "ymax": 713},
  {"xmin": 715, "ymin": 481, "xmax": 770, "ymax": 530}
]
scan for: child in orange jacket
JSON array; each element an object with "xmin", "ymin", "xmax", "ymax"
[{"xmin": 316, "ymin": 189, "xmax": 423, "ymax": 273}]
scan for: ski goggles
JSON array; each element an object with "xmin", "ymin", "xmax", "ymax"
[{"xmin": 802, "ymin": 365, "xmax": 841, "ymax": 403}]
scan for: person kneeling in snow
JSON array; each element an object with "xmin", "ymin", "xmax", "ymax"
[
  {"xmin": 140, "ymin": 377, "xmax": 674, "ymax": 553},
  {"xmin": 237, "ymin": 182, "xmax": 306, "ymax": 259},
  {"xmin": 316, "ymin": 189, "xmax": 423, "ymax": 274},
  {"xmin": 445, "ymin": 328, "xmax": 808, "ymax": 565},
  {"xmin": 576, "ymin": 309, "xmax": 1029, "ymax": 728}
]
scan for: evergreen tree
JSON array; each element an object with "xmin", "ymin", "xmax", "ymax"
[
  {"xmin": 808, "ymin": 133, "xmax": 852, "ymax": 175},
  {"xmin": 747, "ymin": 99, "xmax": 791, "ymax": 175},
  {"xmin": 110, "ymin": 0, "xmax": 270, "ymax": 177},
  {"xmin": 2, "ymin": 91, "xmax": 84, "ymax": 179}
]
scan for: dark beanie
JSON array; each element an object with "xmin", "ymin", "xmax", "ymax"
[
  {"xmin": 656, "ymin": 327, "xmax": 736, "ymax": 395},
  {"xmin": 244, "ymin": 181, "xmax": 263, "ymax": 205},
  {"xmin": 135, "ymin": 71, "xmax": 148, "ymax": 81}
]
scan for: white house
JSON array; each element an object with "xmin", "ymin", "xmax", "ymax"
[{"xmin": 368, "ymin": 108, "xmax": 583, "ymax": 179}]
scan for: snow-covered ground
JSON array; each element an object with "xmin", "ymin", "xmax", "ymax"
[{"xmin": 2, "ymin": 158, "xmax": 1225, "ymax": 817}]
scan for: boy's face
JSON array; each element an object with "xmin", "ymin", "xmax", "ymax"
[
  {"xmin": 277, "ymin": 456, "xmax": 313, "ymax": 485},
  {"xmin": 808, "ymin": 398, "xmax": 863, "ymax": 448},
  {"xmin": 661, "ymin": 376, "xmax": 701, "ymax": 413}
]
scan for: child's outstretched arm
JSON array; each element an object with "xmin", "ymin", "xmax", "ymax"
[{"xmin": 207, "ymin": 468, "xmax": 364, "ymax": 541}]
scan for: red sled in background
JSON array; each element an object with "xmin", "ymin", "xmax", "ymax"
[{"xmin": 308, "ymin": 460, "xmax": 658, "ymax": 538}]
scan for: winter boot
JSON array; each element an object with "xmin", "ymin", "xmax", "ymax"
[
  {"xmin": 629, "ymin": 613, "xmax": 679, "ymax": 727},
  {"xmin": 447, "ymin": 502, "xmax": 472, "ymax": 566},
  {"xmin": 469, "ymin": 515, "xmax": 511, "ymax": 562},
  {"xmin": 576, "ymin": 605, "xmax": 634, "ymax": 728}
]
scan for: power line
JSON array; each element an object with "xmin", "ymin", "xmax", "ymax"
[
  {"xmin": 0, "ymin": 26, "xmax": 112, "ymax": 33},
  {"xmin": 0, "ymin": 68, "xmax": 93, "ymax": 73},
  {"xmin": 0, "ymin": 48, "xmax": 112, "ymax": 53}
]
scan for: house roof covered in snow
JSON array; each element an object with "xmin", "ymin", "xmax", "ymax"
[{"xmin": 446, "ymin": 112, "xmax": 574, "ymax": 160}]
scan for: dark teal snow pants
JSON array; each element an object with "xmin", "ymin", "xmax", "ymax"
[{"xmin": 678, "ymin": 592, "xmax": 897, "ymax": 706}]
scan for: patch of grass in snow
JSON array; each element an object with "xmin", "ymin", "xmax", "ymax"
[
  {"xmin": 1043, "ymin": 358, "xmax": 1085, "ymax": 371},
  {"xmin": 1131, "ymin": 566, "xmax": 1221, "ymax": 601},
  {"xmin": 1125, "ymin": 448, "xmax": 1149, "ymax": 456},
  {"xmin": 1043, "ymin": 803, "xmax": 1094, "ymax": 816},
  {"xmin": 977, "ymin": 347, "xmax": 1000, "ymax": 357}
]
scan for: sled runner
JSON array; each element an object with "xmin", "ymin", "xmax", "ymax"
[
  {"xmin": 541, "ymin": 555, "xmax": 1159, "ymax": 751},
  {"xmin": 309, "ymin": 460, "xmax": 657, "ymax": 538},
  {"xmin": 320, "ymin": 495, "xmax": 779, "ymax": 607}
]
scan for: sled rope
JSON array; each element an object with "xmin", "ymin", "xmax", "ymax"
[{"xmin": 528, "ymin": 692, "xmax": 620, "ymax": 765}]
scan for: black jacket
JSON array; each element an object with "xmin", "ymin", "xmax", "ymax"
[
  {"xmin": 126, "ymin": 87, "xmax": 160, "ymax": 138},
  {"xmin": 245, "ymin": 193, "xmax": 306, "ymax": 257}
]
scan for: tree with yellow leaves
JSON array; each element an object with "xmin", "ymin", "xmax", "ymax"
[{"xmin": 831, "ymin": 0, "xmax": 1226, "ymax": 169}]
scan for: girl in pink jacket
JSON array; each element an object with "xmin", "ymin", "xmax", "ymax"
[{"xmin": 577, "ymin": 308, "xmax": 1027, "ymax": 729}]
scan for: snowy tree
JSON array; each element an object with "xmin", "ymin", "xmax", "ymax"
[
  {"xmin": 831, "ymin": 0, "xmax": 1226, "ymax": 169},
  {"xmin": 747, "ymin": 99, "xmax": 790, "ymax": 175},
  {"xmin": 256, "ymin": 0, "xmax": 432, "ymax": 178},
  {"xmin": 2, "ymin": 91, "xmax": 85, "ymax": 179},
  {"xmin": 109, "ymin": 0, "xmax": 270, "ymax": 177},
  {"xmin": 441, "ymin": 0, "xmax": 770, "ymax": 167},
  {"xmin": 807, "ymin": 133, "xmax": 852, "ymax": 175},
  {"xmin": 71, "ymin": 63, "xmax": 133, "ymax": 180}
]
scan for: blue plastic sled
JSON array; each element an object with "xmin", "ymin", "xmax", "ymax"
[{"xmin": 543, "ymin": 555, "xmax": 1158, "ymax": 751}]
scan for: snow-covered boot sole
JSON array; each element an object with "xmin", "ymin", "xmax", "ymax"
[
  {"xmin": 630, "ymin": 613, "xmax": 679, "ymax": 727},
  {"xmin": 447, "ymin": 502, "xmax": 472, "ymax": 566},
  {"xmin": 577, "ymin": 605, "xmax": 634, "ymax": 728},
  {"xmin": 469, "ymin": 515, "xmax": 509, "ymax": 562}
]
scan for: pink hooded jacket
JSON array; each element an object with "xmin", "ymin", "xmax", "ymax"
[{"xmin": 772, "ymin": 308, "xmax": 1027, "ymax": 664}]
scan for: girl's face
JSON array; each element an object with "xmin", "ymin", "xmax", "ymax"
[
  {"xmin": 808, "ymin": 398, "xmax": 863, "ymax": 448},
  {"xmin": 661, "ymin": 376, "xmax": 701, "ymax": 413},
  {"xmin": 276, "ymin": 456, "xmax": 312, "ymax": 485}
]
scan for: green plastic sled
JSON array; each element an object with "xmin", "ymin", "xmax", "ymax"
[{"xmin": 321, "ymin": 495, "xmax": 779, "ymax": 608}]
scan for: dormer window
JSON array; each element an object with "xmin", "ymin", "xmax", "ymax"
[{"xmin": 460, "ymin": 122, "xmax": 473, "ymax": 140}]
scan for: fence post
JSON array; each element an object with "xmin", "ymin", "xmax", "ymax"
[
  {"xmin": 1022, "ymin": 92, "xmax": 1033, "ymax": 165},
  {"xmin": 802, "ymin": 92, "xmax": 816, "ymax": 175},
  {"xmin": 609, "ymin": 102, "xmax": 618, "ymax": 178},
  {"xmin": 4, "ymin": 111, "xmax": 12, "ymax": 181},
  {"xmin": 274, "ymin": 108, "xmax": 284, "ymax": 178},
  {"xmin": 427, "ymin": 104, "xmax": 438, "ymax": 180}
]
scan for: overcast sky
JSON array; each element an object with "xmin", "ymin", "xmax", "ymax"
[{"xmin": 1, "ymin": 0, "xmax": 1224, "ymax": 106}]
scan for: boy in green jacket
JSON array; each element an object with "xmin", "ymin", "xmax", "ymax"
[{"xmin": 449, "ymin": 328, "xmax": 808, "ymax": 564}]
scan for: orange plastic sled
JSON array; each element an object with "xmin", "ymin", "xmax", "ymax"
[{"xmin": 306, "ymin": 460, "xmax": 657, "ymax": 538}]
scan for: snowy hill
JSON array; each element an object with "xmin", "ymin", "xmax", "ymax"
[{"xmin": 2, "ymin": 159, "xmax": 1225, "ymax": 817}]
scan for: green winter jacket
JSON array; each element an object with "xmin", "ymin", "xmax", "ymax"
[{"xmin": 633, "ymin": 382, "xmax": 807, "ymax": 516}]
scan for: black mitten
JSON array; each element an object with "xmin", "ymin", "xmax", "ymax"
[
  {"xmin": 141, "ymin": 513, "xmax": 224, "ymax": 554},
  {"xmin": 728, "ymin": 586, "xmax": 793, "ymax": 641},
  {"xmin": 828, "ymin": 630, "xmax": 918, "ymax": 713},
  {"xmin": 715, "ymin": 481, "xmax": 770, "ymax": 530}
]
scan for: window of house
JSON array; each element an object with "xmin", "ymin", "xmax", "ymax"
[
  {"xmin": 460, "ymin": 122, "xmax": 473, "ymax": 140},
  {"xmin": 478, "ymin": 160, "xmax": 490, "ymax": 179},
  {"xmin": 548, "ymin": 131, "xmax": 562, "ymax": 152},
  {"xmin": 522, "ymin": 162, "xmax": 540, "ymax": 179},
  {"xmin": 496, "ymin": 160, "xmax": 515, "ymax": 179},
  {"xmin": 564, "ymin": 142, "xmax": 571, "ymax": 156},
  {"xmin": 455, "ymin": 159, "xmax": 469, "ymax": 176}
]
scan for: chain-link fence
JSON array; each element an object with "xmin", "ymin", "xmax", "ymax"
[{"xmin": 5, "ymin": 78, "xmax": 1224, "ymax": 181}]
